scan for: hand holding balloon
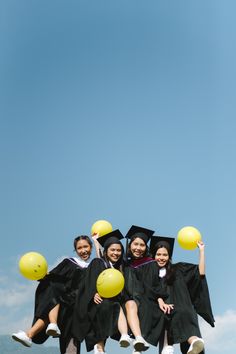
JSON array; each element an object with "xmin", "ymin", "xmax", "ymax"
[
  {"xmin": 197, "ymin": 240, "xmax": 205, "ymax": 250},
  {"xmin": 91, "ymin": 233, "xmax": 100, "ymax": 240},
  {"xmin": 94, "ymin": 292, "xmax": 103, "ymax": 304}
]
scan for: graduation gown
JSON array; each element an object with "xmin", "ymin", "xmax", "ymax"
[
  {"xmin": 72, "ymin": 258, "xmax": 122, "ymax": 352},
  {"xmin": 162, "ymin": 262, "xmax": 215, "ymax": 345},
  {"xmin": 123, "ymin": 258, "xmax": 168, "ymax": 346},
  {"xmin": 32, "ymin": 257, "xmax": 87, "ymax": 351}
]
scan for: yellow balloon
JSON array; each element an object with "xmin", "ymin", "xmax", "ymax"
[
  {"xmin": 19, "ymin": 252, "xmax": 48, "ymax": 280},
  {"xmin": 177, "ymin": 226, "xmax": 202, "ymax": 250},
  {"xmin": 96, "ymin": 268, "xmax": 124, "ymax": 298},
  {"xmin": 91, "ymin": 220, "xmax": 113, "ymax": 237}
]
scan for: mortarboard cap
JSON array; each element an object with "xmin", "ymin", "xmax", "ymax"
[
  {"xmin": 149, "ymin": 235, "xmax": 175, "ymax": 259},
  {"xmin": 97, "ymin": 229, "xmax": 124, "ymax": 249},
  {"xmin": 125, "ymin": 225, "xmax": 155, "ymax": 244}
]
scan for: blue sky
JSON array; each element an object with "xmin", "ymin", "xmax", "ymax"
[{"xmin": 1, "ymin": 1, "xmax": 236, "ymax": 353}]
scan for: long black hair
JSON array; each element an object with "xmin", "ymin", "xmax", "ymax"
[{"xmin": 154, "ymin": 242, "xmax": 176, "ymax": 285}]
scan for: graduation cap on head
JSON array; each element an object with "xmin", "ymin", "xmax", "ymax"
[
  {"xmin": 149, "ymin": 235, "xmax": 175, "ymax": 259},
  {"xmin": 125, "ymin": 225, "xmax": 155, "ymax": 244},
  {"xmin": 97, "ymin": 229, "xmax": 124, "ymax": 249}
]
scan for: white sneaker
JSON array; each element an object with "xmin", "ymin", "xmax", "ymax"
[
  {"xmin": 133, "ymin": 336, "xmax": 150, "ymax": 352},
  {"xmin": 161, "ymin": 345, "xmax": 174, "ymax": 354},
  {"xmin": 119, "ymin": 334, "xmax": 132, "ymax": 348},
  {"xmin": 187, "ymin": 338, "xmax": 204, "ymax": 354},
  {"xmin": 46, "ymin": 323, "xmax": 61, "ymax": 337},
  {"xmin": 94, "ymin": 344, "xmax": 99, "ymax": 354},
  {"xmin": 94, "ymin": 344, "xmax": 106, "ymax": 354},
  {"xmin": 12, "ymin": 330, "xmax": 32, "ymax": 347}
]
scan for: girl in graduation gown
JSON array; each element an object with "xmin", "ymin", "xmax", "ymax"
[
  {"xmin": 72, "ymin": 230, "xmax": 132, "ymax": 354},
  {"xmin": 148, "ymin": 236, "xmax": 215, "ymax": 354},
  {"xmin": 123, "ymin": 225, "xmax": 172, "ymax": 353},
  {"xmin": 12, "ymin": 235, "xmax": 93, "ymax": 352}
]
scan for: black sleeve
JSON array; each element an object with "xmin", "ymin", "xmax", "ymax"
[
  {"xmin": 177, "ymin": 262, "xmax": 215, "ymax": 327},
  {"xmin": 39, "ymin": 259, "xmax": 73, "ymax": 283}
]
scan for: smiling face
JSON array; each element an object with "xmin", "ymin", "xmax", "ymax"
[
  {"xmin": 155, "ymin": 247, "xmax": 169, "ymax": 268},
  {"xmin": 106, "ymin": 243, "xmax": 123, "ymax": 263},
  {"xmin": 75, "ymin": 239, "xmax": 92, "ymax": 261},
  {"xmin": 130, "ymin": 237, "xmax": 147, "ymax": 259}
]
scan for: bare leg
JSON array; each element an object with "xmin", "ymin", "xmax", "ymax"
[
  {"xmin": 96, "ymin": 341, "xmax": 105, "ymax": 352},
  {"xmin": 118, "ymin": 307, "xmax": 128, "ymax": 334},
  {"xmin": 125, "ymin": 300, "xmax": 149, "ymax": 351},
  {"xmin": 48, "ymin": 303, "xmax": 60, "ymax": 323},
  {"xmin": 125, "ymin": 300, "xmax": 142, "ymax": 337},
  {"xmin": 188, "ymin": 336, "xmax": 198, "ymax": 344},
  {"xmin": 27, "ymin": 318, "xmax": 48, "ymax": 339},
  {"xmin": 65, "ymin": 338, "xmax": 78, "ymax": 354},
  {"xmin": 45, "ymin": 304, "xmax": 61, "ymax": 336}
]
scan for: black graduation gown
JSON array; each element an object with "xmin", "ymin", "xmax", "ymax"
[
  {"xmin": 72, "ymin": 258, "xmax": 122, "ymax": 352},
  {"xmin": 162, "ymin": 262, "xmax": 215, "ymax": 346},
  {"xmin": 58, "ymin": 264, "xmax": 87, "ymax": 354},
  {"xmin": 123, "ymin": 259, "xmax": 168, "ymax": 346},
  {"xmin": 32, "ymin": 257, "xmax": 86, "ymax": 351}
]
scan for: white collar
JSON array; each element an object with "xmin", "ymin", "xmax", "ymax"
[
  {"xmin": 159, "ymin": 267, "xmax": 166, "ymax": 278},
  {"xmin": 109, "ymin": 260, "xmax": 114, "ymax": 268},
  {"xmin": 71, "ymin": 257, "xmax": 91, "ymax": 268}
]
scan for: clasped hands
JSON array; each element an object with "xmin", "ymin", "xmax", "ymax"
[{"xmin": 157, "ymin": 298, "xmax": 174, "ymax": 314}]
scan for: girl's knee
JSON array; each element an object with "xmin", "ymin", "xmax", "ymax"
[{"xmin": 125, "ymin": 300, "xmax": 137, "ymax": 311}]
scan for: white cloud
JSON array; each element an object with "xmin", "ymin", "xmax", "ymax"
[
  {"xmin": 199, "ymin": 310, "xmax": 236, "ymax": 352},
  {"xmin": 0, "ymin": 255, "xmax": 67, "ymax": 309},
  {"xmin": 0, "ymin": 257, "xmax": 68, "ymax": 335},
  {"xmin": 0, "ymin": 312, "xmax": 33, "ymax": 334},
  {"xmin": 0, "ymin": 281, "xmax": 36, "ymax": 307},
  {"xmin": 0, "ymin": 277, "xmax": 36, "ymax": 334}
]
